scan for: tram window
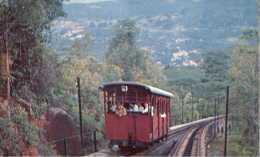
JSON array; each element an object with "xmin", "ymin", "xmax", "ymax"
[
  {"xmin": 161, "ymin": 101, "xmax": 165, "ymax": 114},
  {"xmin": 107, "ymin": 101, "xmax": 114, "ymax": 113},
  {"xmin": 157, "ymin": 103, "xmax": 159, "ymax": 114},
  {"xmin": 124, "ymin": 103, "xmax": 131, "ymax": 111},
  {"xmin": 149, "ymin": 104, "xmax": 155, "ymax": 116},
  {"xmin": 151, "ymin": 106, "xmax": 154, "ymax": 116},
  {"xmin": 124, "ymin": 103, "xmax": 149, "ymax": 114},
  {"xmin": 108, "ymin": 95, "xmax": 113, "ymax": 102},
  {"xmin": 142, "ymin": 103, "xmax": 149, "ymax": 114},
  {"xmin": 161, "ymin": 104, "xmax": 163, "ymax": 114},
  {"xmin": 158, "ymin": 102, "xmax": 162, "ymax": 114},
  {"xmin": 107, "ymin": 91, "xmax": 117, "ymax": 113},
  {"xmin": 112, "ymin": 92, "xmax": 116, "ymax": 104},
  {"xmin": 160, "ymin": 102, "xmax": 164, "ymax": 114},
  {"xmin": 159, "ymin": 103, "xmax": 161, "ymax": 114}
]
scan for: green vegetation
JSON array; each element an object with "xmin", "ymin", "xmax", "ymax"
[
  {"xmin": 0, "ymin": 0, "xmax": 65, "ymax": 155},
  {"xmin": 208, "ymin": 135, "xmax": 256, "ymax": 156},
  {"xmin": 166, "ymin": 50, "xmax": 230, "ymax": 124},
  {"xmin": 0, "ymin": 0, "xmax": 65, "ymax": 114},
  {"xmin": 0, "ymin": 0, "xmax": 258, "ymax": 156},
  {"xmin": 203, "ymin": 28, "xmax": 258, "ymax": 156},
  {"xmin": 106, "ymin": 19, "xmax": 165, "ymax": 86},
  {"xmin": 228, "ymin": 28, "xmax": 259, "ymax": 155},
  {"xmin": 0, "ymin": 106, "xmax": 55, "ymax": 155},
  {"xmin": 166, "ymin": 29, "xmax": 258, "ymax": 155}
]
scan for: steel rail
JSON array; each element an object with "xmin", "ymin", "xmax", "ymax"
[{"xmin": 87, "ymin": 116, "xmax": 225, "ymax": 157}]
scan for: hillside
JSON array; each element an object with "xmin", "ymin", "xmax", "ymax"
[{"xmin": 51, "ymin": 0, "xmax": 257, "ymax": 66}]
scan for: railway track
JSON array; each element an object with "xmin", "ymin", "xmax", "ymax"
[
  {"xmin": 87, "ymin": 116, "xmax": 224, "ymax": 157},
  {"xmin": 190, "ymin": 121, "xmax": 214, "ymax": 157},
  {"xmin": 136, "ymin": 127, "xmax": 193, "ymax": 156}
]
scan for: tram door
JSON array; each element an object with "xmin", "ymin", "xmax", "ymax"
[
  {"xmin": 153, "ymin": 96, "xmax": 166, "ymax": 140},
  {"xmin": 158, "ymin": 98, "xmax": 164, "ymax": 138},
  {"xmin": 162, "ymin": 99, "xmax": 166, "ymax": 138},
  {"xmin": 158, "ymin": 98, "xmax": 167, "ymax": 138}
]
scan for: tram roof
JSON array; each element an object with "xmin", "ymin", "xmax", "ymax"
[{"xmin": 100, "ymin": 81, "xmax": 173, "ymax": 98}]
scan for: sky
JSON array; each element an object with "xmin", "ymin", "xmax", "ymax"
[{"xmin": 65, "ymin": 0, "xmax": 116, "ymax": 4}]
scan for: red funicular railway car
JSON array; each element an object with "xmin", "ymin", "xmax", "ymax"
[{"xmin": 99, "ymin": 82, "xmax": 173, "ymax": 148}]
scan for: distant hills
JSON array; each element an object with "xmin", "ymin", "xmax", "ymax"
[{"xmin": 51, "ymin": 0, "xmax": 257, "ymax": 66}]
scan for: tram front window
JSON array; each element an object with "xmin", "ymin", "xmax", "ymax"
[
  {"xmin": 107, "ymin": 101, "xmax": 149, "ymax": 114},
  {"xmin": 124, "ymin": 103, "xmax": 149, "ymax": 114},
  {"xmin": 107, "ymin": 101, "xmax": 117, "ymax": 113}
]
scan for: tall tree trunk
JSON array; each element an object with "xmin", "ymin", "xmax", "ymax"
[
  {"xmin": 0, "ymin": 49, "xmax": 10, "ymax": 117},
  {"xmin": 0, "ymin": 50, "xmax": 10, "ymax": 100}
]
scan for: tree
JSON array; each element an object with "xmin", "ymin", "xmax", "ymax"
[
  {"xmin": 165, "ymin": 66, "xmax": 204, "ymax": 122},
  {"xmin": 229, "ymin": 28, "xmax": 258, "ymax": 154},
  {"xmin": 200, "ymin": 51, "xmax": 230, "ymax": 97},
  {"xmin": 106, "ymin": 19, "xmax": 165, "ymax": 86},
  {"xmin": 199, "ymin": 50, "xmax": 230, "ymax": 116},
  {"xmin": 52, "ymin": 35, "xmax": 113, "ymax": 153},
  {"xmin": 0, "ymin": 1, "xmax": 65, "ymax": 155},
  {"xmin": 0, "ymin": 0, "xmax": 65, "ymax": 101},
  {"xmin": 106, "ymin": 19, "xmax": 145, "ymax": 81}
]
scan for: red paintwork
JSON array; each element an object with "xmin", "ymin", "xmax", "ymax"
[
  {"xmin": 105, "ymin": 113, "xmax": 151, "ymax": 142},
  {"xmin": 102, "ymin": 83, "xmax": 171, "ymax": 145}
]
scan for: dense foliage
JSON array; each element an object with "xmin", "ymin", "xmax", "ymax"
[
  {"xmin": 165, "ymin": 50, "xmax": 230, "ymax": 124},
  {"xmin": 0, "ymin": 0, "xmax": 65, "ymax": 102},
  {"xmin": 228, "ymin": 28, "xmax": 259, "ymax": 155},
  {"xmin": 0, "ymin": 0, "xmax": 64, "ymax": 155},
  {"xmin": 106, "ymin": 19, "xmax": 165, "ymax": 86},
  {"xmin": 0, "ymin": 0, "xmax": 258, "ymax": 155}
]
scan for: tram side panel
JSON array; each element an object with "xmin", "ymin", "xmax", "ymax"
[
  {"xmin": 135, "ymin": 114, "xmax": 151, "ymax": 143},
  {"xmin": 152, "ymin": 110, "xmax": 159, "ymax": 141}
]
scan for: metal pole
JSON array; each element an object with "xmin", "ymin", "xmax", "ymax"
[
  {"xmin": 93, "ymin": 130, "xmax": 97, "ymax": 152},
  {"xmin": 214, "ymin": 98, "xmax": 217, "ymax": 137},
  {"xmin": 77, "ymin": 77, "xmax": 83, "ymax": 146},
  {"xmin": 181, "ymin": 95, "xmax": 184, "ymax": 123},
  {"xmin": 64, "ymin": 139, "xmax": 67, "ymax": 156},
  {"xmin": 207, "ymin": 101, "xmax": 210, "ymax": 117},
  {"xmin": 191, "ymin": 86, "xmax": 193, "ymax": 121},
  {"xmin": 224, "ymin": 86, "xmax": 229, "ymax": 156},
  {"xmin": 197, "ymin": 98, "xmax": 200, "ymax": 120}
]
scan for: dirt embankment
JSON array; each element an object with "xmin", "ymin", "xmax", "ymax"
[
  {"xmin": 0, "ymin": 97, "xmax": 81, "ymax": 156},
  {"xmin": 44, "ymin": 107, "xmax": 81, "ymax": 155}
]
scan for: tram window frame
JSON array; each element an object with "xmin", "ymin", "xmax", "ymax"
[
  {"xmin": 151, "ymin": 96, "xmax": 156, "ymax": 116},
  {"xmin": 106, "ymin": 91, "xmax": 117, "ymax": 113},
  {"xmin": 154, "ymin": 104, "xmax": 157, "ymax": 115},
  {"xmin": 157, "ymin": 100, "xmax": 160, "ymax": 115},
  {"xmin": 160, "ymin": 102, "xmax": 162, "ymax": 114},
  {"xmin": 162, "ymin": 100, "xmax": 165, "ymax": 114},
  {"xmin": 104, "ymin": 91, "xmax": 108, "ymax": 112}
]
